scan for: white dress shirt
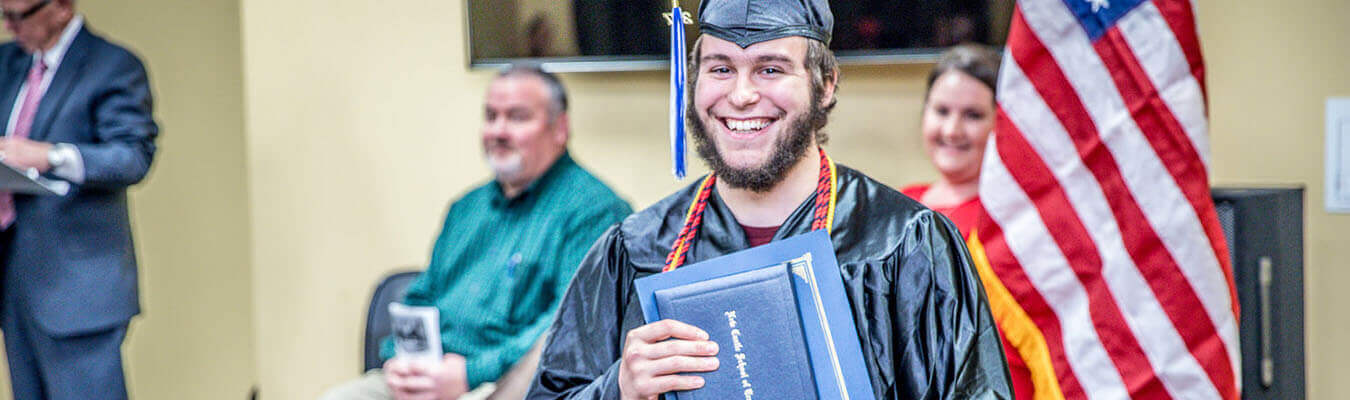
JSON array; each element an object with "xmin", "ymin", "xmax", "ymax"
[{"xmin": 5, "ymin": 15, "xmax": 85, "ymax": 183}]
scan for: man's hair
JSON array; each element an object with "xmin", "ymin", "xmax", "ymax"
[
  {"xmin": 496, "ymin": 64, "xmax": 569, "ymax": 119},
  {"xmin": 925, "ymin": 44, "xmax": 1001, "ymax": 102},
  {"xmin": 687, "ymin": 36, "xmax": 840, "ymax": 144}
]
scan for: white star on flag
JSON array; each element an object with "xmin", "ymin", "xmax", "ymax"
[{"xmin": 1088, "ymin": 0, "xmax": 1110, "ymax": 12}]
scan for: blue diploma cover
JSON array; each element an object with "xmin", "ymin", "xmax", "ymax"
[{"xmin": 635, "ymin": 230, "xmax": 876, "ymax": 400}]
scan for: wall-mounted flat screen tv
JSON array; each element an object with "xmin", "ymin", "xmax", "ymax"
[{"xmin": 467, "ymin": 0, "xmax": 1014, "ymax": 72}]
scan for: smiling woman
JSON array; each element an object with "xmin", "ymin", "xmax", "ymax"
[
  {"xmin": 900, "ymin": 43, "xmax": 1038, "ymax": 398},
  {"xmin": 901, "ymin": 43, "xmax": 1001, "ymax": 237}
]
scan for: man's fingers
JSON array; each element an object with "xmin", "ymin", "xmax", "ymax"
[
  {"xmin": 385, "ymin": 358, "xmax": 413, "ymax": 376},
  {"xmin": 621, "ymin": 321, "xmax": 716, "ymax": 399},
  {"xmin": 638, "ymin": 355, "xmax": 720, "ymax": 377},
  {"xmin": 633, "ymin": 374, "xmax": 706, "ymax": 397},
  {"xmin": 624, "ymin": 338, "xmax": 716, "ymax": 370},
  {"xmin": 628, "ymin": 320, "xmax": 708, "ymax": 344},
  {"xmin": 403, "ymin": 375, "xmax": 435, "ymax": 391},
  {"xmin": 641, "ymin": 339, "xmax": 718, "ymax": 359},
  {"xmin": 386, "ymin": 372, "xmax": 432, "ymax": 391},
  {"xmin": 405, "ymin": 360, "xmax": 432, "ymax": 375},
  {"xmin": 395, "ymin": 391, "xmax": 437, "ymax": 400},
  {"xmin": 385, "ymin": 374, "xmax": 409, "ymax": 393},
  {"xmin": 384, "ymin": 365, "xmax": 409, "ymax": 384},
  {"xmin": 391, "ymin": 387, "xmax": 436, "ymax": 400},
  {"xmin": 388, "ymin": 374, "xmax": 435, "ymax": 392}
]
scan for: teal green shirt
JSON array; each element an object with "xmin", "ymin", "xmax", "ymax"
[{"xmin": 380, "ymin": 153, "xmax": 632, "ymax": 388}]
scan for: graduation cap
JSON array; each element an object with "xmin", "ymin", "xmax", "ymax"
[
  {"xmin": 699, "ymin": 0, "xmax": 834, "ymax": 48},
  {"xmin": 667, "ymin": 0, "xmax": 834, "ymax": 179}
]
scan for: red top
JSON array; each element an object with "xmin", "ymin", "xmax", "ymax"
[
  {"xmin": 740, "ymin": 224, "xmax": 780, "ymax": 248},
  {"xmin": 900, "ymin": 183, "xmax": 1033, "ymax": 400},
  {"xmin": 899, "ymin": 184, "xmax": 984, "ymax": 238}
]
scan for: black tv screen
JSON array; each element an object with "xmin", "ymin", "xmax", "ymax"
[{"xmin": 467, "ymin": 0, "xmax": 1013, "ymax": 72}]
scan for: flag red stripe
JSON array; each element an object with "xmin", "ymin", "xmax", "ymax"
[
  {"xmin": 1095, "ymin": 28, "xmax": 1238, "ymax": 399},
  {"xmin": 993, "ymin": 106, "xmax": 1171, "ymax": 399},
  {"xmin": 1009, "ymin": 11, "xmax": 1234, "ymax": 396},
  {"xmin": 1097, "ymin": 26, "xmax": 1241, "ymax": 324},
  {"xmin": 978, "ymin": 220, "xmax": 1088, "ymax": 400},
  {"xmin": 1151, "ymin": 0, "xmax": 1207, "ymax": 97}
]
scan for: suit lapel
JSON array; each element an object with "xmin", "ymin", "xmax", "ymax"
[
  {"xmin": 29, "ymin": 27, "xmax": 92, "ymax": 142},
  {"xmin": 0, "ymin": 48, "xmax": 27, "ymax": 136}
]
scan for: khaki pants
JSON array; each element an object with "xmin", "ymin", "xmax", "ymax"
[{"xmin": 317, "ymin": 371, "xmax": 496, "ymax": 400}]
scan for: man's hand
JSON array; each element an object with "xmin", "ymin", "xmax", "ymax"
[
  {"xmin": 0, "ymin": 137, "xmax": 52, "ymax": 173},
  {"xmin": 384, "ymin": 353, "xmax": 470, "ymax": 400},
  {"xmin": 618, "ymin": 319, "xmax": 720, "ymax": 400}
]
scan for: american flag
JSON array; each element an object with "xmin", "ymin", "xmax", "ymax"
[{"xmin": 969, "ymin": 0, "xmax": 1241, "ymax": 398}]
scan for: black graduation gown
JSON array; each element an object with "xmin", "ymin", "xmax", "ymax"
[{"xmin": 527, "ymin": 165, "xmax": 1013, "ymax": 399}]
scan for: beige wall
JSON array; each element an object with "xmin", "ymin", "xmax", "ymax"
[
  {"xmin": 0, "ymin": 0, "xmax": 256, "ymax": 399},
  {"xmin": 82, "ymin": 0, "xmax": 258, "ymax": 398},
  {"xmin": 1200, "ymin": 1, "xmax": 1350, "ymax": 398},
  {"xmin": 240, "ymin": 2, "xmax": 485, "ymax": 399},
  {"xmin": 0, "ymin": 0, "xmax": 1336, "ymax": 399}
]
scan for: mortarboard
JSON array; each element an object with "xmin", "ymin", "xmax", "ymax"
[{"xmin": 698, "ymin": 0, "xmax": 834, "ymax": 48}]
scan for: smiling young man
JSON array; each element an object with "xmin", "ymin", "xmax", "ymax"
[{"xmin": 526, "ymin": 1, "xmax": 1012, "ymax": 399}]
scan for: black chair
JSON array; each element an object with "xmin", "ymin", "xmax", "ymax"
[
  {"xmin": 363, "ymin": 270, "xmax": 423, "ymax": 372},
  {"xmin": 1212, "ymin": 188, "xmax": 1304, "ymax": 399}
]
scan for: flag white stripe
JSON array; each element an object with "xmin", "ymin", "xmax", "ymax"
[
  {"xmin": 1018, "ymin": 1, "xmax": 1238, "ymax": 383},
  {"xmin": 980, "ymin": 144, "xmax": 1129, "ymax": 400},
  {"xmin": 1118, "ymin": 3, "xmax": 1242, "ymax": 387},
  {"xmin": 1118, "ymin": 2, "xmax": 1211, "ymax": 168},
  {"xmin": 1001, "ymin": 58, "xmax": 1222, "ymax": 399}
]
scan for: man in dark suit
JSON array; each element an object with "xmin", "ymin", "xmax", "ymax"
[{"xmin": 0, "ymin": 0, "xmax": 157, "ymax": 398}]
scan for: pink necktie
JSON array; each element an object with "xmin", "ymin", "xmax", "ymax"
[{"xmin": 0, "ymin": 58, "xmax": 49, "ymax": 229}]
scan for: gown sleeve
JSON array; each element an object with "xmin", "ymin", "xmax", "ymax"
[
  {"xmin": 527, "ymin": 225, "xmax": 632, "ymax": 400},
  {"xmin": 890, "ymin": 211, "xmax": 1013, "ymax": 400}
]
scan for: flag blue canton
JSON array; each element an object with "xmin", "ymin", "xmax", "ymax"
[{"xmin": 1062, "ymin": 0, "xmax": 1147, "ymax": 40}]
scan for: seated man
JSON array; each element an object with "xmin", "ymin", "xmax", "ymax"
[
  {"xmin": 323, "ymin": 65, "xmax": 632, "ymax": 400},
  {"xmin": 527, "ymin": 1, "xmax": 1011, "ymax": 399}
]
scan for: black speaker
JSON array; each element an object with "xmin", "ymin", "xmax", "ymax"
[{"xmin": 1212, "ymin": 187, "xmax": 1305, "ymax": 399}]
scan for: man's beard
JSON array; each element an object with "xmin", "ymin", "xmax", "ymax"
[
  {"xmin": 485, "ymin": 145, "xmax": 524, "ymax": 183},
  {"xmin": 688, "ymin": 93, "xmax": 828, "ymax": 193}
]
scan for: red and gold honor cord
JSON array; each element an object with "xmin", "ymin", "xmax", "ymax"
[{"xmin": 663, "ymin": 148, "xmax": 837, "ymax": 272}]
